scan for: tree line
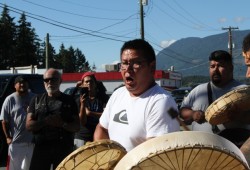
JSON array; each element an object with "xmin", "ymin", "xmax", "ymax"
[{"xmin": 0, "ymin": 5, "xmax": 91, "ymax": 73}]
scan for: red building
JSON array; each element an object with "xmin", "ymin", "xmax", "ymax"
[{"xmin": 61, "ymin": 70, "xmax": 182, "ymax": 94}]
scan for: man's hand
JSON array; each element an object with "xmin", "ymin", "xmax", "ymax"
[
  {"xmin": 193, "ymin": 110, "xmax": 206, "ymax": 124},
  {"xmin": 6, "ymin": 137, "xmax": 12, "ymax": 145}
]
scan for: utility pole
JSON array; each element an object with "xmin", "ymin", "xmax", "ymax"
[
  {"xmin": 139, "ymin": 0, "xmax": 148, "ymax": 40},
  {"xmin": 222, "ymin": 26, "xmax": 239, "ymax": 56},
  {"xmin": 45, "ymin": 33, "xmax": 49, "ymax": 69}
]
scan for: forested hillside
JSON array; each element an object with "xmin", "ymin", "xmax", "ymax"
[{"xmin": 156, "ymin": 30, "xmax": 250, "ymax": 80}]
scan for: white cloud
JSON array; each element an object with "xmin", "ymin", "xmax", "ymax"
[
  {"xmin": 218, "ymin": 17, "xmax": 227, "ymax": 23},
  {"xmin": 160, "ymin": 40, "xmax": 176, "ymax": 48},
  {"xmin": 112, "ymin": 60, "xmax": 120, "ymax": 64},
  {"xmin": 234, "ymin": 16, "xmax": 249, "ymax": 23}
]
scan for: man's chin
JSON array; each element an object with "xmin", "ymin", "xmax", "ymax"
[
  {"xmin": 46, "ymin": 88, "xmax": 58, "ymax": 94},
  {"xmin": 211, "ymin": 79, "xmax": 221, "ymax": 86}
]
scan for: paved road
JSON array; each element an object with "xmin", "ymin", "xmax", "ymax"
[{"xmin": 0, "ymin": 160, "xmax": 6, "ymax": 170}]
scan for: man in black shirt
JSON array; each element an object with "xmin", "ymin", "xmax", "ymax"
[{"xmin": 26, "ymin": 68, "xmax": 80, "ymax": 170}]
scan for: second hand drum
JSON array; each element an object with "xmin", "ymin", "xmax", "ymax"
[{"xmin": 114, "ymin": 131, "xmax": 249, "ymax": 170}]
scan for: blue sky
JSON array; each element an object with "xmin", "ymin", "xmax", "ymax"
[{"xmin": 1, "ymin": 0, "xmax": 250, "ymax": 71}]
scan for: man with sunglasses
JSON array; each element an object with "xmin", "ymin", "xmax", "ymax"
[
  {"xmin": 94, "ymin": 39, "xmax": 179, "ymax": 152},
  {"xmin": 26, "ymin": 68, "xmax": 80, "ymax": 170}
]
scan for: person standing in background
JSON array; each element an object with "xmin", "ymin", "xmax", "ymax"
[
  {"xmin": 239, "ymin": 33, "xmax": 250, "ymax": 165},
  {"xmin": 180, "ymin": 50, "xmax": 248, "ymax": 147},
  {"xmin": 26, "ymin": 68, "xmax": 80, "ymax": 170},
  {"xmin": 0, "ymin": 76, "xmax": 35, "ymax": 170},
  {"xmin": 73, "ymin": 72, "xmax": 109, "ymax": 149},
  {"xmin": 242, "ymin": 33, "xmax": 250, "ymax": 78}
]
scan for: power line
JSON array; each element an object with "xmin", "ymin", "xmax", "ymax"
[
  {"xmin": 171, "ymin": 0, "xmax": 218, "ymax": 31},
  {"xmin": 23, "ymin": 0, "xmax": 125, "ymax": 21},
  {"xmin": 0, "ymin": 3, "xmax": 131, "ymax": 42}
]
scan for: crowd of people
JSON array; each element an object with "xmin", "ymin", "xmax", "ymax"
[{"xmin": 1, "ymin": 35, "xmax": 250, "ymax": 169}]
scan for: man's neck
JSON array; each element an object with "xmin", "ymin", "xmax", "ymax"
[
  {"xmin": 47, "ymin": 91, "xmax": 61, "ymax": 97},
  {"xmin": 212, "ymin": 79, "xmax": 234, "ymax": 88},
  {"xmin": 16, "ymin": 91, "xmax": 28, "ymax": 96}
]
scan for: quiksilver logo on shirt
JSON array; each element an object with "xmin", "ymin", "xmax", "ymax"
[{"xmin": 113, "ymin": 110, "xmax": 128, "ymax": 124}]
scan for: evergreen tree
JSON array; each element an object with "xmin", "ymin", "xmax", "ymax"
[
  {"xmin": 57, "ymin": 44, "xmax": 90, "ymax": 73},
  {"xmin": 75, "ymin": 48, "xmax": 90, "ymax": 72},
  {"xmin": 39, "ymin": 41, "xmax": 57, "ymax": 69},
  {"xmin": 83, "ymin": 61, "xmax": 90, "ymax": 72},
  {"xmin": 15, "ymin": 12, "xmax": 40, "ymax": 67},
  {"xmin": 0, "ymin": 5, "xmax": 17, "ymax": 69},
  {"xmin": 0, "ymin": 7, "xmax": 93, "ymax": 73},
  {"xmin": 63, "ymin": 46, "xmax": 75, "ymax": 73},
  {"xmin": 56, "ymin": 43, "xmax": 67, "ymax": 71}
]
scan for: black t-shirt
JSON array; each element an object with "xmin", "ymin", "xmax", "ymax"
[{"xmin": 29, "ymin": 92, "xmax": 78, "ymax": 145}]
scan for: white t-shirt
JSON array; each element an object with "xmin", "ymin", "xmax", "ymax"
[
  {"xmin": 0, "ymin": 92, "xmax": 35, "ymax": 143},
  {"xmin": 99, "ymin": 84, "xmax": 179, "ymax": 151}
]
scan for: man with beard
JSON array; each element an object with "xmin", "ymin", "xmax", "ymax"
[
  {"xmin": 94, "ymin": 39, "xmax": 179, "ymax": 152},
  {"xmin": 26, "ymin": 68, "xmax": 80, "ymax": 170},
  {"xmin": 0, "ymin": 76, "xmax": 35, "ymax": 170},
  {"xmin": 180, "ymin": 50, "xmax": 247, "ymax": 141}
]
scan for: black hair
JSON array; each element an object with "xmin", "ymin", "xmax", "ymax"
[
  {"xmin": 242, "ymin": 33, "xmax": 250, "ymax": 53},
  {"xmin": 120, "ymin": 39, "xmax": 155, "ymax": 63},
  {"xmin": 209, "ymin": 50, "xmax": 232, "ymax": 64},
  {"xmin": 96, "ymin": 81, "xmax": 109, "ymax": 103}
]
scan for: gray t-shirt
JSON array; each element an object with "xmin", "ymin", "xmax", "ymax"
[
  {"xmin": 0, "ymin": 92, "xmax": 35, "ymax": 143},
  {"xmin": 181, "ymin": 80, "xmax": 248, "ymax": 133}
]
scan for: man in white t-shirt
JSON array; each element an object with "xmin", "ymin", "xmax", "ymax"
[
  {"xmin": 94, "ymin": 39, "xmax": 179, "ymax": 151},
  {"xmin": 0, "ymin": 76, "xmax": 35, "ymax": 170}
]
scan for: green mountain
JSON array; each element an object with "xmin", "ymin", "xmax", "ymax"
[{"xmin": 156, "ymin": 30, "xmax": 250, "ymax": 80}]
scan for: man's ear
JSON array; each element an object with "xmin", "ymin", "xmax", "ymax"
[
  {"xmin": 150, "ymin": 61, "xmax": 156, "ymax": 73},
  {"xmin": 243, "ymin": 52, "xmax": 246, "ymax": 58}
]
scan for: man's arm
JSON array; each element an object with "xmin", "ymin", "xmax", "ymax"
[
  {"xmin": 25, "ymin": 112, "xmax": 46, "ymax": 132},
  {"xmin": 26, "ymin": 112, "xmax": 80, "ymax": 133},
  {"xmin": 2, "ymin": 121, "xmax": 12, "ymax": 144},
  {"xmin": 94, "ymin": 123, "xmax": 109, "ymax": 140},
  {"xmin": 180, "ymin": 107, "xmax": 205, "ymax": 124}
]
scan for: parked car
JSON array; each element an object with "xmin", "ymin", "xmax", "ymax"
[
  {"xmin": 0, "ymin": 74, "xmax": 46, "ymax": 166},
  {"xmin": 63, "ymin": 86, "xmax": 79, "ymax": 96},
  {"xmin": 171, "ymin": 87, "xmax": 192, "ymax": 109}
]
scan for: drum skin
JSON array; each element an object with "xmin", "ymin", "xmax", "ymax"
[
  {"xmin": 114, "ymin": 131, "xmax": 249, "ymax": 170},
  {"xmin": 56, "ymin": 139, "xmax": 127, "ymax": 170},
  {"xmin": 205, "ymin": 86, "xmax": 250, "ymax": 125}
]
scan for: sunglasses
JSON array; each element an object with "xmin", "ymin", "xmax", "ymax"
[{"xmin": 43, "ymin": 78, "xmax": 59, "ymax": 83}]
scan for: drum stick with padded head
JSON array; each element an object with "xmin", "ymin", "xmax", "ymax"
[{"xmin": 168, "ymin": 107, "xmax": 190, "ymax": 131}]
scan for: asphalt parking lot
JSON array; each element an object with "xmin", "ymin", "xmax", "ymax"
[{"xmin": 0, "ymin": 160, "xmax": 6, "ymax": 169}]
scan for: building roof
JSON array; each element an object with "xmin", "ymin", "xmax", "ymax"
[{"xmin": 62, "ymin": 70, "xmax": 182, "ymax": 82}]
